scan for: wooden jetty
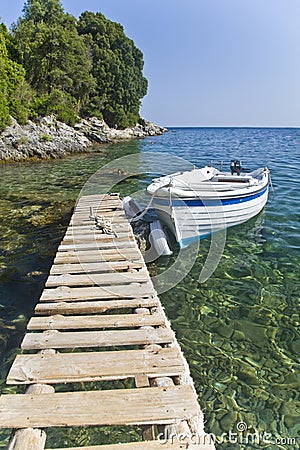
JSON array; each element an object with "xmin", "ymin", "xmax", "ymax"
[{"xmin": 0, "ymin": 193, "xmax": 215, "ymax": 450}]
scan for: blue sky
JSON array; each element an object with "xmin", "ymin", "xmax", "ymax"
[{"xmin": 1, "ymin": 0, "xmax": 300, "ymax": 127}]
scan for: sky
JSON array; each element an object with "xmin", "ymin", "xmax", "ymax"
[{"xmin": 1, "ymin": 0, "xmax": 300, "ymax": 127}]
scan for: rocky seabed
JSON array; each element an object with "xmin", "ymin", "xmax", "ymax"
[{"xmin": 0, "ymin": 116, "xmax": 167, "ymax": 162}]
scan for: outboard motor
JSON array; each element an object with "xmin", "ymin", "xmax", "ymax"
[{"xmin": 230, "ymin": 160, "xmax": 242, "ymax": 175}]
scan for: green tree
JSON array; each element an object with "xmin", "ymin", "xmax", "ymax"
[
  {"xmin": 0, "ymin": 32, "xmax": 10, "ymax": 129},
  {"xmin": 0, "ymin": 25, "xmax": 30, "ymax": 129},
  {"xmin": 12, "ymin": 0, "xmax": 95, "ymax": 124},
  {"xmin": 9, "ymin": 2, "xmax": 148, "ymax": 128},
  {"xmin": 78, "ymin": 12, "xmax": 148, "ymax": 128}
]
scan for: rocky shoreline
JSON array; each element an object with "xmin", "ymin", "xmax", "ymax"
[{"xmin": 0, "ymin": 116, "xmax": 167, "ymax": 162}]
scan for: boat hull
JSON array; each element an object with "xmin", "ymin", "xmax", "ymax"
[{"xmin": 152, "ymin": 184, "xmax": 269, "ymax": 248}]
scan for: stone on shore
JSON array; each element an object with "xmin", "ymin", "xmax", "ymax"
[{"xmin": 0, "ymin": 116, "xmax": 167, "ymax": 162}]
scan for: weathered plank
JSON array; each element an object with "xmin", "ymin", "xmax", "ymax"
[
  {"xmin": 27, "ymin": 313, "xmax": 165, "ymax": 330},
  {"xmin": 76, "ymin": 199, "xmax": 121, "ymax": 207},
  {"xmin": 45, "ymin": 271, "xmax": 149, "ymax": 288},
  {"xmin": 7, "ymin": 347, "xmax": 184, "ymax": 384},
  {"xmin": 72, "ymin": 210, "xmax": 126, "ymax": 218},
  {"xmin": 50, "ymin": 261, "xmax": 144, "ymax": 275},
  {"xmin": 21, "ymin": 327, "xmax": 174, "ymax": 350},
  {"xmin": 0, "ymin": 385, "xmax": 200, "ymax": 428},
  {"xmin": 76, "ymin": 193, "xmax": 119, "ymax": 200},
  {"xmin": 53, "ymin": 248, "xmax": 142, "ymax": 264},
  {"xmin": 35, "ymin": 297, "xmax": 159, "ymax": 315},
  {"xmin": 64, "ymin": 225, "xmax": 132, "ymax": 235},
  {"xmin": 40, "ymin": 284, "xmax": 155, "ymax": 302},
  {"xmin": 75, "ymin": 200, "xmax": 121, "ymax": 208},
  {"xmin": 75, "ymin": 204, "xmax": 121, "ymax": 209},
  {"xmin": 62, "ymin": 232, "xmax": 133, "ymax": 243},
  {"xmin": 70, "ymin": 216, "xmax": 128, "ymax": 225},
  {"xmin": 57, "ymin": 241, "xmax": 137, "ymax": 252},
  {"xmin": 7, "ymin": 384, "xmax": 54, "ymax": 450},
  {"xmin": 74, "ymin": 208, "xmax": 125, "ymax": 216}
]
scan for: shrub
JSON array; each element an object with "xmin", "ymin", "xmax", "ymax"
[
  {"xmin": 17, "ymin": 135, "xmax": 28, "ymax": 145},
  {"xmin": 38, "ymin": 133, "xmax": 52, "ymax": 142}
]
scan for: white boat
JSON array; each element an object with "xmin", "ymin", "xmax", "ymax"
[{"xmin": 146, "ymin": 161, "xmax": 270, "ymax": 248}]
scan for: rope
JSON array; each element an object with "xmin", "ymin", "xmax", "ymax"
[
  {"xmin": 95, "ymin": 215, "xmax": 118, "ymax": 237},
  {"xmin": 131, "ymin": 177, "xmax": 174, "ymax": 223},
  {"xmin": 130, "ymin": 192, "xmax": 156, "ymax": 223}
]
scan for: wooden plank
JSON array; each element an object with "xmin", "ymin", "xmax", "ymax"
[
  {"xmin": 40, "ymin": 284, "xmax": 155, "ymax": 302},
  {"xmin": 75, "ymin": 203, "xmax": 121, "ymax": 209},
  {"xmin": 0, "ymin": 385, "xmax": 200, "ymax": 428},
  {"xmin": 53, "ymin": 249, "xmax": 143, "ymax": 264},
  {"xmin": 69, "ymin": 218, "xmax": 130, "ymax": 225},
  {"xmin": 27, "ymin": 313, "xmax": 165, "ymax": 330},
  {"xmin": 76, "ymin": 193, "xmax": 119, "ymax": 200},
  {"xmin": 7, "ymin": 347, "xmax": 184, "ymax": 384},
  {"xmin": 76, "ymin": 201, "xmax": 121, "ymax": 208},
  {"xmin": 7, "ymin": 428, "xmax": 46, "ymax": 450},
  {"xmin": 21, "ymin": 328, "xmax": 174, "ymax": 350},
  {"xmin": 35, "ymin": 297, "xmax": 159, "ymax": 315},
  {"xmin": 46, "ymin": 442, "xmax": 215, "ymax": 450},
  {"xmin": 45, "ymin": 271, "xmax": 149, "ymax": 288},
  {"xmin": 74, "ymin": 206, "xmax": 123, "ymax": 211},
  {"xmin": 61, "ymin": 236, "xmax": 134, "ymax": 246},
  {"xmin": 65, "ymin": 229, "xmax": 132, "ymax": 238},
  {"xmin": 75, "ymin": 200, "xmax": 122, "ymax": 206},
  {"xmin": 56, "ymin": 246, "xmax": 139, "ymax": 255},
  {"xmin": 72, "ymin": 210, "xmax": 126, "ymax": 218},
  {"xmin": 65, "ymin": 224, "xmax": 132, "ymax": 234},
  {"xmin": 75, "ymin": 203, "xmax": 121, "ymax": 208},
  {"xmin": 76, "ymin": 198, "xmax": 121, "ymax": 203},
  {"xmin": 57, "ymin": 241, "xmax": 137, "ymax": 252},
  {"xmin": 76, "ymin": 199, "xmax": 121, "ymax": 206},
  {"xmin": 62, "ymin": 232, "xmax": 133, "ymax": 243},
  {"xmin": 50, "ymin": 261, "xmax": 144, "ymax": 275},
  {"xmin": 77, "ymin": 193, "xmax": 119, "ymax": 199},
  {"xmin": 53, "ymin": 255, "xmax": 142, "ymax": 265},
  {"xmin": 69, "ymin": 221, "xmax": 129, "ymax": 229},
  {"xmin": 7, "ymin": 384, "xmax": 55, "ymax": 450},
  {"xmin": 75, "ymin": 208, "xmax": 124, "ymax": 214},
  {"xmin": 70, "ymin": 216, "xmax": 128, "ymax": 225},
  {"xmin": 60, "ymin": 235, "xmax": 134, "ymax": 244},
  {"xmin": 76, "ymin": 202, "xmax": 122, "ymax": 207}
]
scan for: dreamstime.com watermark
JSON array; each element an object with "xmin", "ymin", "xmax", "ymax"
[{"xmin": 157, "ymin": 422, "xmax": 297, "ymax": 446}]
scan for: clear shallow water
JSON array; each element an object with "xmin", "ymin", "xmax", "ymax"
[{"xmin": 0, "ymin": 128, "xmax": 299, "ymax": 449}]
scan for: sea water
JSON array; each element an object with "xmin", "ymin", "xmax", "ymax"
[{"xmin": 0, "ymin": 128, "xmax": 299, "ymax": 449}]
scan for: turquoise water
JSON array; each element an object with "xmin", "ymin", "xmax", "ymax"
[{"xmin": 0, "ymin": 128, "xmax": 299, "ymax": 448}]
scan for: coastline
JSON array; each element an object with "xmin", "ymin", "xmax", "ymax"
[{"xmin": 0, "ymin": 116, "xmax": 167, "ymax": 163}]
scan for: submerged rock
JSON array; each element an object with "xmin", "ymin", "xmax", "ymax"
[{"xmin": 0, "ymin": 116, "xmax": 167, "ymax": 162}]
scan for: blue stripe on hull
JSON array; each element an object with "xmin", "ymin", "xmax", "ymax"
[
  {"xmin": 154, "ymin": 186, "xmax": 268, "ymax": 208},
  {"xmin": 178, "ymin": 232, "xmax": 212, "ymax": 248}
]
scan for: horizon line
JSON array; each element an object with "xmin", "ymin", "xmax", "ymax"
[{"xmin": 163, "ymin": 125, "xmax": 300, "ymax": 129}]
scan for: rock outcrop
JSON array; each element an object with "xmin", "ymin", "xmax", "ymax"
[{"xmin": 0, "ymin": 116, "xmax": 167, "ymax": 162}]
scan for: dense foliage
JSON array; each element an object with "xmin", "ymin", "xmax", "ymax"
[
  {"xmin": 0, "ymin": 25, "xmax": 31, "ymax": 129},
  {"xmin": 78, "ymin": 12, "xmax": 148, "ymax": 128},
  {"xmin": 0, "ymin": 0, "xmax": 148, "ymax": 129}
]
